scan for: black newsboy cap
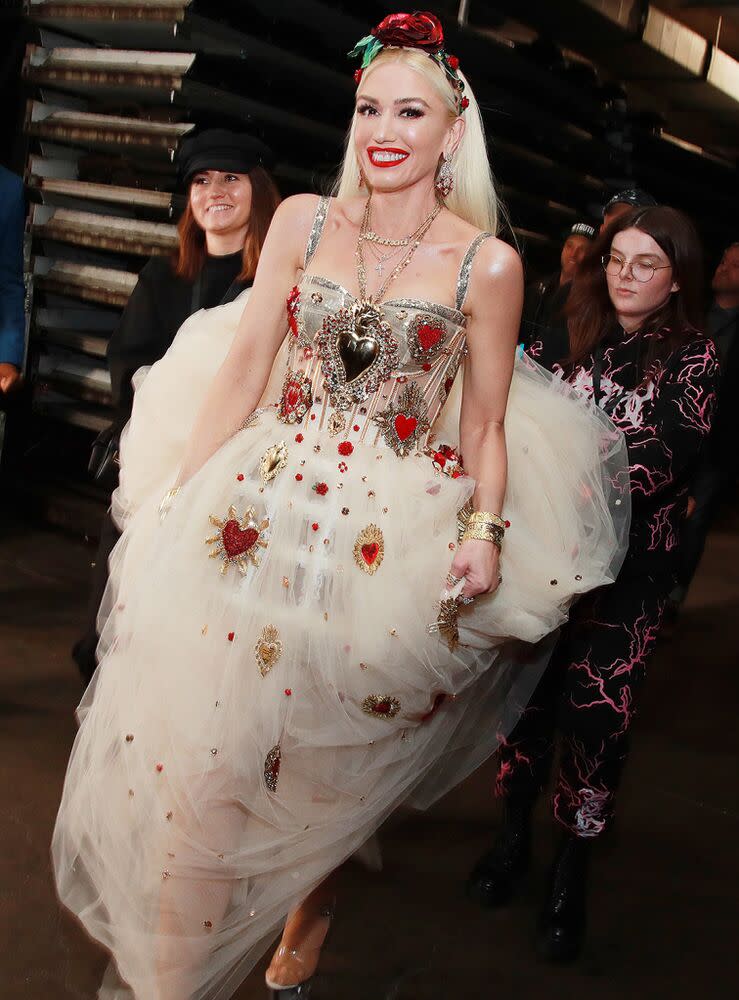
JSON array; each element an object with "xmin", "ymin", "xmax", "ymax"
[{"xmin": 177, "ymin": 129, "xmax": 275, "ymax": 184}]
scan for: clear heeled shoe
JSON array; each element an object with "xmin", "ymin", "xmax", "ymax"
[{"xmin": 265, "ymin": 903, "xmax": 334, "ymax": 999}]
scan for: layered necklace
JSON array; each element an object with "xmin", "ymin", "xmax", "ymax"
[
  {"xmin": 316, "ymin": 195, "xmax": 441, "ymax": 414},
  {"xmin": 356, "ymin": 197, "xmax": 441, "ymax": 296}
]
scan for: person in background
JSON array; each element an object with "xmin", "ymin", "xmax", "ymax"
[
  {"xmin": 600, "ymin": 187, "xmax": 657, "ymax": 232},
  {"xmin": 669, "ymin": 241, "xmax": 739, "ymax": 614},
  {"xmin": 72, "ymin": 130, "xmax": 280, "ymax": 683},
  {"xmin": 521, "ymin": 221, "xmax": 596, "ymax": 366},
  {"xmin": 468, "ymin": 206, "xmax": 719, "ymax": 964},
  {"xmin": 0, "ymin": 165, "xmax": 25, "ymax": 396}
]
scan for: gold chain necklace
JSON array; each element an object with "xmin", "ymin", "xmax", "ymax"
[{"xmin": 356, "ymin": 197, "xmax": 441, "ymax": 305}]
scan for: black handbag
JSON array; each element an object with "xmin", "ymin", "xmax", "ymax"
[{"xmin": 88, "ymin": 424, "xmax": 120, "ymax": 491}]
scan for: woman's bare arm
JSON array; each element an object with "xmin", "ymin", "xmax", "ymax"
[
  {"xmin": 175, "ymin": 194, "xmax": 319, "ymax": 485},
  {"xmin": 451, "ymin": 238, "xmax": 523, "ymax": 596}
]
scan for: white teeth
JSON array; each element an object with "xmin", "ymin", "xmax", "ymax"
[
  {"xmin": 371, "ymin": 151, "xmax": 407, "ymax": 163},
  {"xmin": 208, "ymin": 204, "xmax": 233, "ymax": 212}
]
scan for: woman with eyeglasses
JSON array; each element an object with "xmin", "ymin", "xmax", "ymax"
[{"xmin": 468, "ymin": 205, "xmax": 719, "ymax": 961}]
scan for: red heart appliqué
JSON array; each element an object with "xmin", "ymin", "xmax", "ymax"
[
  {"xmin": 417, "ymin": 324, "xmax": 443, "ymax": 352},
  {"xmin": 361, "ymin": 542, "xmax": 380, "ymax": 565},
  {"xmin": 222, "ymin": 520, "xmax": 259, "ymax": 559},
  {"xmin": 394, "ymin": 414, "xmax": 418, "ymax": 441}
]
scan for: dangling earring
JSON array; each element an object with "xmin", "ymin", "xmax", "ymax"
[{"xmin": 435, "ymin": 154, "xmax": 454, "ymax": 198}]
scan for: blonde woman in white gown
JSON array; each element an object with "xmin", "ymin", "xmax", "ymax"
[{"xmin": 53, "ymin": 12, "xmax": 630, "ymax": 999}]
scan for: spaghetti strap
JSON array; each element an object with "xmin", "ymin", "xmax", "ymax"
[
  {"xmin": 303, "ymin": 195, "xmax": 331, "ymax": 270},
  {"xmin": 455, "ymin": 231, "xmax": 493, "ymax": 312}
]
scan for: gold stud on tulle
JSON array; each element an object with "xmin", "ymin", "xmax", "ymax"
[
  {"xmin": 264, "ymin": 745, "xmax": 281, "ymax": 792},
  {"xmin": 203, "ymin": 920, "xmax": 213, "ymax": 929},
  {"xmin": 125, "ymin": 733, "xmax": 134, "ymax": 743},
  {"xmin": 162, "ymin": 870, "xmax": 171, "ymax": 880},
  {"xmin": 255, "ymin": 624, "xmax": 282, "ymax": 677},
  {"xmin": 353, "ymin": 524, "xmax": 384, "ymax": 575},
  {"xmin": 206, "ymin": 505, "xmax": 270, "ymax": 575},
  {"xmin": 259, "ymin": 441, "xmax": 288, "ymax": 485},
  {"xmin": 428, "ymin": 596, "xmax": 460, "ymax": 651},
  {"xmin": 362, "ymin": 694, "xmax": 401, "ymax": 719}
]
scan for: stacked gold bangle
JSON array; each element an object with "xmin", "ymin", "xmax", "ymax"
[{"xmin": 461, "ymin": 510, "xmax": 507, "ymax": 549}]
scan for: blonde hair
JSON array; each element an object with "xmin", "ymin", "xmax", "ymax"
[{"xmin": 333, "ymin": 47, "xmax": 500, "ymax": 235}]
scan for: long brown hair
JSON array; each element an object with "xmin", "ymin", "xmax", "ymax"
[
  {"xmin": 566, "ymin": 205, "xmax": 705, "ymax": 373},
  {"xmin": 174, "ymin": 166, "xmax": 280, "ymax": 282}
]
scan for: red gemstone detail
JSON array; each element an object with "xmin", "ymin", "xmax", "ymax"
[
  {"xmin": 227, "ymin": 632, "xmax": 235, "ymax": 642},
  {"xmin": 295, "ymin": 473, "xmax": 303, "ymax": 481},
  {"xmin": 361, "ymin": 542, "xmax": 379, "ymax": 565},
  {"xmin": 374, "ymin": 700, "xmax": 393, "ymax": 715},
  {"xmin": 312, "ymin": 523, "xmax": 319, "ymax": 532},
  {"xmin": 313, "ymin": 482, "xmax": 328, "ymax": 496},
  {"xmin": 295, "ymin": 433, "xmax": 304, "ymax": 443},
  {"xmin": 338, "ymin": 441, "xmax": 354, "ymax": 456},
  {"xmin": 461, "ymin": 97, "xmax": 469, "ymax": 110},
  {"xmin": 354, "ymin": 68, "xmax": 363, "ymax": 84},
  {"xmin": 156, "ymin": 763, "xmax": 164, "ymax": 772},
  {"xmin": 285, "ymin": 385, "xmax": 300, "ymax": 407},
  {"xmin": 236, "ymin": 473, "xmax": 244, "ymax": 481},
  {"xmin": 221, "ymin": 520, "xmax": 259, "ymax": 558},
  {"xmin": 449, "ymin": 55, "xmax": 460, "ymax": 70},
  {"xmin": 422, "ymin": 363, "xmax": 432, "ymax": 372},
  {"xmin": 353, "ymin": 425, "xmax": 360, "ymax": 432},
  {"xmin": 417, "ymin": 324, "xmax": 443, "ymax": 352},
  {"xmin": 505, "ymin": 520, "xmax": 511, "ymax": 528},
  {"xmin": 394, "ymin": 414, "xmax": 418, "ymax": 442},
  {"xmin": 286, "ymin": 286, "xmax": 300, "ymax": 336},
  {"xmin": 284, "ymin": 688, "xmax": 292, "ymax": 696}
]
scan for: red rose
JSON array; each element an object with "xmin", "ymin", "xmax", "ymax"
[
  {"xmin": 448, "ymin": 55, "xmax": 459, "ymax": 70},
  {"xmin": 337, "ymin": 441, "xmax": 354, "ymax": 456},
  {"xmin": 372, "ymin": 11, "xmax": 444, "ymax": 52},
  {"xmin": 313, "ymin": 482, "xmax": 329, "ymax": 496}
]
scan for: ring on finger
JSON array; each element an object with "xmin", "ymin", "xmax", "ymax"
[{"xmin": 457, "ymin": 594, "xmax": 475, "ymax": 606}]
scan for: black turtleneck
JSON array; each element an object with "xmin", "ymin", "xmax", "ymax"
[{"xmin": 107, "ymin": 250, "xmax": 247, "ymax": 425}]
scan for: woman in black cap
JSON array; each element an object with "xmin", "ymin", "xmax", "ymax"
[{"xmin": 72, "ymin": 129, "xmax": 280, "ymax": 683}]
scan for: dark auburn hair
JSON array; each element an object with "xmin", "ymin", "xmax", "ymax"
[
  {"xmin": 174, "ymin": 166, "xmax": 281, "ymax": 282},
  {"xmin": 565, "ymin": 205, "xmax": 705, "ymax": 374}
]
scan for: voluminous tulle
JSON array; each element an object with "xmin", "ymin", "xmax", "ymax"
[{"xmin": 53, "ymin": 300, "xmax": 629, "ymax": 999}]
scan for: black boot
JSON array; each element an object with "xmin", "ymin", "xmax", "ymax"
[
  {"xmin": 536, "ymin": 832, "xmax": 590, "ymax": 962},
  {"xmin": 466, "ymin": 800, "xmax": 533, "ymax": 908}
]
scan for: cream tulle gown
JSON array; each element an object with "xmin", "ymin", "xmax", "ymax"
[{"xmin": 53, "ymin": 198, "xmax": 630, "ymax": 999}]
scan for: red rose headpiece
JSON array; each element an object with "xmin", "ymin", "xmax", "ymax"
[{"xmin": 348, "ymin": 11, "xmax": 468, "ymax": 112}]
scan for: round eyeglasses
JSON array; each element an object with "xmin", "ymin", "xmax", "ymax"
[{"xmin": 601, "ymin": 253, "xmax": 672, "ymax": 283}]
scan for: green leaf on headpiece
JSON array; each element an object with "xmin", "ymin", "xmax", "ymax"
[{"xmin": 347, "ymin": 35, "xmax": 384, "ymax": 69}]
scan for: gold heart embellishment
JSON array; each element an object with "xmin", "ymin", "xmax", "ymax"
[{"xmin": 255, "ymin": 624, "xmax": 283, "ymax": 677}]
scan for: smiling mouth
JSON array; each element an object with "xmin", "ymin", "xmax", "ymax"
[
  {"xmin": 367, "ymin": 147, "xmax": 409, "ymax": 167},
  {"xmin": 207, "ymin": 204, "xmax": 234, "ymax": 213}
]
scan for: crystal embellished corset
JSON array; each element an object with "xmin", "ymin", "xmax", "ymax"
[{"xmin": 277, "ymin": 273, "xmax": 469, "ymax": 457}]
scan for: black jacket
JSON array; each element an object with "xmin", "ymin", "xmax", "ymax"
[{"xmin": 107, "ymin": 251, "xmax": 248, "ymax": 429}]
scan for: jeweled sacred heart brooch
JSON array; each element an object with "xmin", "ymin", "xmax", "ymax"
[{"xmin": 316, "ymin": 299, "xmax": 399, "ymax": 411}]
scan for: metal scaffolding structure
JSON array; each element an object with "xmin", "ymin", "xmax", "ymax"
[{"xmin": 15, "ymin": 0, "xmax": 739, "ymax": 530}]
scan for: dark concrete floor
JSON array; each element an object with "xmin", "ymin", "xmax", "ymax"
[{"xmin": 1, "ymin": 512, "xmax": 738, "ymax": 1000}]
